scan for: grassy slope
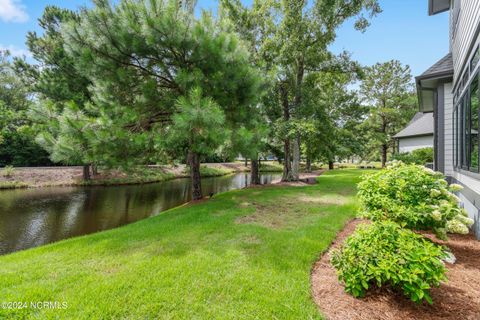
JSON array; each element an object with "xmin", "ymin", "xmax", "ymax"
[{"xmin": 0, "ymin": 170, "xmax": 364, "ymax": 319}]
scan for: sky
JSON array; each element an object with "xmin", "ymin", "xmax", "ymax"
[{"xmin": 0, "ymin": 0, "xmax": 449, "ymax": 77}]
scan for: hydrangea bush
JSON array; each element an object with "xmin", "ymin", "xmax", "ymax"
[
  {"xmin": 331, "ymin": 221, "xmax": 447, "ymax": 304},
  {"xmin": 357, "ymin": 161, "xmax": 473, "ymax": 239}
]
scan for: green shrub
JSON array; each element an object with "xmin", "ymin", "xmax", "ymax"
[
  {"xmin": 358, "ymin": 161, "xmax": 473, "ymax": 239},
  {"xmin": 392, "ymin": 147, "xmax": 433, "ymax": 165},
  {"xmin": 1, "ymin": 165, "xmax": 14, "ymax": 178},
  {"xmin": 331, "ymin": 221, "xmax": 447, "ymax": 304}
]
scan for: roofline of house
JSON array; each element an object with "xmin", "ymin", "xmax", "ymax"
[
  {"xmin": 428, "ymin": 0, "xmax": 450, "ymax": 16},
  {"xmin": 394, "ymin": 133, "xmax": 434, "ymax": 139}
]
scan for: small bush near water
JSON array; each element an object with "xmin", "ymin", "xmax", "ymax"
[
  {"xmin": 1, "ymin": 165, "xmax": 14, "ymax": 178},
  {"xmin": 357, "ymin": 161, "xmax": 472, "ymax": 239},
  {"xmin": 331, "ymin": 221, "xmax": 447, "ymax": 304}
]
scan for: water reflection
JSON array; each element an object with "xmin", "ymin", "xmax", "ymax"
[{"xmin": 0, "ymin": 173, "xmax": 280, "ymax": 255}]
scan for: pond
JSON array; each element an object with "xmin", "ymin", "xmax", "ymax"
[{"xmin": 0, "ymin": 173, "xmax": 281, "ymax": 255}]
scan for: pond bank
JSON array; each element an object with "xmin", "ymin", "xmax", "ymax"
[
  {"xmin": 0, "ymin": 162, "xmax": 284, "ymax": 189},
  {"xmin": 0, "ymin": 169, "xmax": 362, "ymax": 319}
]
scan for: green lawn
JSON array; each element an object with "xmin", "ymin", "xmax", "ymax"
[{"xmin": 0, "ymin": 170, "xmax": 364, "ymax": 319}]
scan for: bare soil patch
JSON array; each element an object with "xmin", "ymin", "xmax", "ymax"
[
  {"xmin": 272, "ymin": 170, "xmax": 325, "ymax": 186},
  {"xmin": 311, "ymin": 219, "xmax": 480, "ymax": 320},
  {"xmin": 235, "ymin": 201, "xmax": 310, "ymax": 229},
  {"xmin": 297, "ymin": 194, "xmax": 347, "ymax": 205},
  {"xmin": 235, "ymin": 193, "xmax": 340, "ymax": 229}
]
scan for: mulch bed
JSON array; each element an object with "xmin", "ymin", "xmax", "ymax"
[{"xmin": 311, "ymin": 219, "xmax": 480, "ymax": 320}]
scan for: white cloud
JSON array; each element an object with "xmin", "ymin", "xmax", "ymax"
[
  {"xmin": 0, "ymin": 44, "xmax": 31, "ymax": 58},
  {"xmin": 0, "ymin": 0, "xmax": 28, "ymax": 23}
]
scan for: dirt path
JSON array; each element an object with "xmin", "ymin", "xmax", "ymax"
[{"xmin": 311, "ymin": 219, "xmax": 480, "ymax": 320}]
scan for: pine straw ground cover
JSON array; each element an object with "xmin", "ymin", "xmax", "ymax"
[{"xmin": 312, "ymin": 219, "xmax": 480, "ymax": 320}]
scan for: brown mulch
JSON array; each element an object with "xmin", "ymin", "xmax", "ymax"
[{"xmin": 311, "ymin": 219, "xmax": 480, "ymax": 320}]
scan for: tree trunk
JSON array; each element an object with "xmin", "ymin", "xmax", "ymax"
[
  {"xmin": 92, "ymin": 165, "xmax": 98, "ymax": 176},
  {"xmin": 381, "ymin": 144, "xmax": 388, "ymax": 168},
  {"xmin": 244, "ymin": 158, "xmax": 248, "ymax": 167},
  {"xmin": 188, "ymin": 151, "xmax": 202, "ymax": 200},
  {"xmin": 280, "ymin": 81, "xmax": 294, "ymax": 182},
  {"xmin": 306, "ymin": 157, "xmax": 311, "ymax": 173},
  {"xmin": 251, "ymin": 159, "xmax": 260, "ymax": 185},
  {"xmin": 82, "ymin": 165, "xmax": 91, "ymax": 181},
  {"xmin": 328, "ymin": 160, "xmax": 334, "ymax": 170},
  {"xmin": 292, "ymin": 133, "xmax": 300, "ymax": 180},
  {"xmin": 291, "ymin": 57, "xmax": 304, "ymax": 181},
  {"xmin": 282, "ymin": 140, "xmax": 293, "ymax": 181}
]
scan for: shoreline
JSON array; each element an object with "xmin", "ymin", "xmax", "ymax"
[{"xmin": 0, "ymin": 162, "xmax": 284, "ymax": 190}]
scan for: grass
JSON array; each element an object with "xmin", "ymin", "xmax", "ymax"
[
  {"xmin": 71, "ymin": 166, "xmax": 234, "ymax": 187},
  {"xmin": 259, "ymin": 162, "xmax": 283, "ymax": 172},
  {"xmin": 0, "ymin": 181, "xmax": 29, "ymax": 189},
  {"xmin": 81, "ymin": 168, "xmax": 176, "ymax": 186},
  {"xmin": 0, "ymin": 169, "xmax": 365, "ymax": 319},
  {"xmin": 199, "ymin": 165, "xmax": 236, "ymax": 177}
]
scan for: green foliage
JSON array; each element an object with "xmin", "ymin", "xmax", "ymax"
[
  {"xmin": 15, "ymin": 6, "xmax": 94, "ymax": 168},
  {"xmin": 331, "ymin": 221, "xmax": 447, "ymax": 304},
  {"xmin": 58, "ymin": 0, "xmax": 262, "ymax": 172},
  {"xmin": 360, "ymin": 61, "xmax": 417, "ymax": 165},
  {"xmin": 0, "ymin": 52, "xmax": 52, "ymax": 167},
  {"xmin": 166, "ymin": 88, "xmax": 228, "ymax": 158},
  {"xmin": 221, "ymin": 0, "xmax": 381, "ymax": 179},
  {"xmin": 259, "ymin": 162, "xmax": 283, "ymax": 172},
  {"xmin": 1, "ymin": 165, "xmax": 14, "ymax": 178},
  {"xmin": 0, "ymin": 170, "xmax": 361, "ymax": 319},
  {"xmin": 392, "ymin": 147, "xmax": 433, "ymax": 165},
  {"xmin": 198, "ymin": 165, "xmax": 235, "ymax": 177},
  {"xmin": 0, "ymin": 181, "xmax": 28, "ymax": 189},
  {"xmin": 358, "ymin": 161, "xmax": 473, "ymax": 239}
]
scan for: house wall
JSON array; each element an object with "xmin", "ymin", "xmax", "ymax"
[
  {"xmin": 443, "ymin": 82, "xmax": 454, "ymax": 176},
  {"xmin": 447, "ymin": 1, "xmax": 480, "ymax": 238},
  {"xmin": 450, "ymin": 172, "xmax": 480, "ymax": 237},
  {"xmin": 450, "ymin": 0, "xmax": 480, "ymax": 84},
  {"xmin": 398, "ymin": 135, "xmax": 434, "ymax": 153}
]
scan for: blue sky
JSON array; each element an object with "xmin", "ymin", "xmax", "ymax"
[{"xmin": 0, "ymin": 0, "xmax": 449, "ymax": 76}]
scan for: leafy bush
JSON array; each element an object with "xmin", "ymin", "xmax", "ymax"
[
  {"xmin": 392, "ymin": 147, "xmax": 433, "ymax": 165},
  {"xmin": 358, "ymin": 161, "xmax": 473, "ymax": 239},
  {"xmin": 331, "ymin": 221, "xmax": 447, "ymax": 304},
  {"xmin": 1, "ymin": 165, "xmax": 14, "ymax": 178}
]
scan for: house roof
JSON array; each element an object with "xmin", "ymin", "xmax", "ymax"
[
  {"xmin": 393, "ymin": 112, "xmax": 434, "ymax": 139},
  {"xmin": 418, "ymin": 53, "xmax": 453, "ymax": 80},
  {"xmin": 429, "ymin": 0, "xmax": 450, "ymax": 16}
]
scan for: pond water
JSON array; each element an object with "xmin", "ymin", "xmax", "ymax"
[{"xmin": 0, "ymin": 173, "xmax": 281, "ymax": 255}]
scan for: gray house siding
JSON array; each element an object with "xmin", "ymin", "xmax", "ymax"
[
  {"xmin": 451, "ymin": 0, "xmax": 480, "ymax": 84},
  {"xmin": 444, "ymin": 82, "xmax": 454, "ymax": 176},
  {"xmin": 423, "ymin": 0, "xmax": 480, "ymax": 238}
]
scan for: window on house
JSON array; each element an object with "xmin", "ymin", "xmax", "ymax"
[
  {"xmin": 454, "ymin": 107, "xmax": 457, "ymax": 167},
  {"xmin": 454, "ymin": 72, "xmax": 480, "ymax": 173},
  {"xmin": 471, "ymin": 47, "xmax": 480, "ymax": 72},
  {"xmin": 462, "ymin": 97, "xmax": 469, "ymax": 168},
  {"xmin": 470, "ymin": 76, "xmax": 479, "ymax": 171}
]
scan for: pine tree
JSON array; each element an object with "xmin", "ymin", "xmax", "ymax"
[{"xmin": 61, "ymin": 0, "xmax": 262, "ymax": 199}]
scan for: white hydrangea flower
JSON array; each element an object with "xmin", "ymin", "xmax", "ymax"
[
  {"xmin": 449, "ymin": 183, "xmax": 463, "ymax": 192},
  {"xmin": 446, "ymin": 219, "xmax": 469, "ymax": 234},
  {"xmin": 431, "ymin": 210, "xmax": 442, "ymax": 221},
  {"xmin": 455, "ymin": 215, "xmax": 474, "ymax": 227},
  {"xmin": 430, "ymin": 189, "xmax": 441, "ymax": 197},
  {"xmin": 448, "ymin": 193, "xmax": 461, "ymax": 203}
]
